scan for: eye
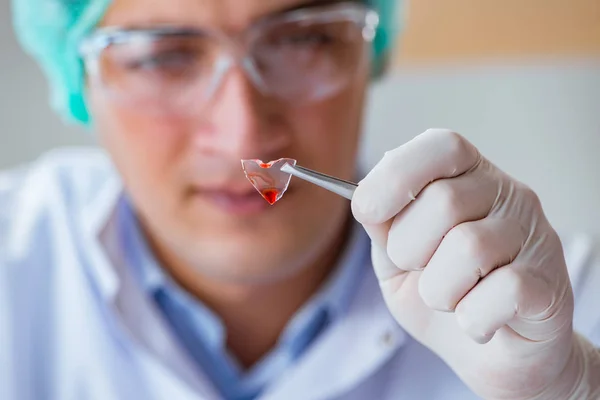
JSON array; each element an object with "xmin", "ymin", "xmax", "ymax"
[
  {"xmin": 281, "ymin": 31, "xmax": 334, "ymax": 46},
  {"xmin": 124, "ymin": 50, "xmax": 198, "ymax": 72}
]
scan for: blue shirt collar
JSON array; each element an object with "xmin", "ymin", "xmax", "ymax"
[
  {"xmin": 118, "ymin": 192, "xmax": 370, "ymax": 345},
  {"xmin": 279, "ymin": 221, "xmax": 369, "ymax": 346}
]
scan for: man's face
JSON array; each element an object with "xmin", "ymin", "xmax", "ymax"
[{"xmin": 88, "ymin": 0, "xmax": 371, "ymax": 282}]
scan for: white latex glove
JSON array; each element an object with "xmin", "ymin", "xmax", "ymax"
[{"xmin": 351, "ymin": 129, "xmax": 599, "ymax": 399}]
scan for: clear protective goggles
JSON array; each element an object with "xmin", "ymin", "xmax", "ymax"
[{"xmin": 79, "ymin": 2, "xmax": 380, "ymax": 116}]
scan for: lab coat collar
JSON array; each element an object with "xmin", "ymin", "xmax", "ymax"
[
  {"xmin": 78, "ymin": 167, "xmax": 223, "ymax": 398},
  {"xmin": 79, "ymin": 165, "xmax": 125, "ymax": 303}
]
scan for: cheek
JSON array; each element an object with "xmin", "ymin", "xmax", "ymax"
[
  {"xmin": 290, "ymin": 80, "xmax": 366, "ymax": 180},
  {"xmin": 92, "ymin": 96, "xmax": 189, "ymax": 198}
]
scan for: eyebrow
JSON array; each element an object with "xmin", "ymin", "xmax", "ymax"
[{"xmin": 275, "ymin": 0, "xmax": 362, "ymax": 15}]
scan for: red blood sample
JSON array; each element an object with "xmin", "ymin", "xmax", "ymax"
[
  {"xmin": 259, "ymin": 162, "xmax": 270, "ymax": 168},
  {"xmin": 261, "ymin": 189, "xmax": 279, "ymax": 205}
]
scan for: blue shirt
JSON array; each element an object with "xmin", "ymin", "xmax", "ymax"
[{"xmin": 116, "ymin": 195, "xmax": 369, "ymax": 400}]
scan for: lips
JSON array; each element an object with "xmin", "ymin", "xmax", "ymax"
[
  {"xmin": 206, "ymin": 189, "xmax": 260, "ymax": 203},
  {"xmin": 191, "ymin": 186, "xmax": 293, "ymax": 215}
]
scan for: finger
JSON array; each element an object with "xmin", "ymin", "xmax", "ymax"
[
  {"xmin": 418, "ymin": 218, "xmax": 526, "ymax": 312},
  {"xmin": 361, "ymin": 220, "xmax": 407, "ymax": 282},
  {"xmin": 370, "ymin": 238, "xmax": 406, "ymax": 281},
  {"xmin": 385, "ymin": 163, "xmax": 500, "ymax": 271},
  {"xmin": 362, "ymin": 220, "xmax": 408, "ymax": 281},
  {"xmin": 352, "ymin": 129, "xmax": 481, "ymax": 225},
  {"xmin": 454, "ymin": 266, "xmax": 555, "ymax": 344}
]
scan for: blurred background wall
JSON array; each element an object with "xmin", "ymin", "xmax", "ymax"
[
  {"xmin": 364, "ymin": 0, "xmax": 600, "ymax": 238},
  {"xmin": 0, "ymin": 0, "xmax": 94, "ymax": 169},
  {"xmin": 1, "ymin": 0, "xmax": 599, "ymax": 236}
]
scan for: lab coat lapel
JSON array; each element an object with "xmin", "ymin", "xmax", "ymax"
[
  {"xmin": 80, "ymin": 174, "xmax": 221, "ymax": 400},
  {"xmin": 111, "ymin": 251, "xmax": 222, "ymax": 399},
  {"xmin": 260, "ymin": 263, "xmax": 407, "ymax": 400}
]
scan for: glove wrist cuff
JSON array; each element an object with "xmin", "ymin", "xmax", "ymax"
[{"xmin": 533, "ymin": 332, "xmax": 600, "ymax": 400}]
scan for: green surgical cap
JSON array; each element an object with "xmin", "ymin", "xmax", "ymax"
[{"xmin": 12, "ymin": 0, "xmax": 403, "ymax": 125}]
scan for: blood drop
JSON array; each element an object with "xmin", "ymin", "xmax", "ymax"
[{"xmin": 261, "ymin": 189, "xmax": 279, "ymax": 205}]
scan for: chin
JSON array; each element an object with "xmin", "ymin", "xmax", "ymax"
[{"xmin": 178, "ymin": 226, "xmax": 326, "ymax": 284}]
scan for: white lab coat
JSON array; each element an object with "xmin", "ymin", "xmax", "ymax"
[{"xmin": 1, "ymin": 148, "xmax": 599, "ymax": 400}]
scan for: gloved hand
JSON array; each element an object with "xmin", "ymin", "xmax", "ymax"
[{"xmin": 351, "ymin": 129, "xmax": 598, "ymax": 399}]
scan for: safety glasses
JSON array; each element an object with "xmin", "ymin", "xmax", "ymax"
[{"xmin": 79, "ymin": 2, "xmax": 379, "ymax": 116}]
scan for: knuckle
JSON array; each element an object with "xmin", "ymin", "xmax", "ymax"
[
  {"xmin": 430, "ymin": 129, "xmax": 469, "ymax": 159},
  {"xmin": 518, "ymin": 184, "xmax": 542, "ymax": 210},
  {"xmin": 497, "ymin": 267, "xmax": 524, "ymax": 298},
  {"xmin": 424, "ymin": 128, "xmax": 458, "ymax": 141},
  {"xmin": 450, "ymin": 224, "xmax": 487, "ymax": 262},
  {"xmin": 417, "ymin": 279, "xmax": 435, "ymax": 308},
  {"xmin": 386, "ymin": 229, "xmax": 425, "ymax": 271},
  {"xmin": 386, "ymin": 241, "xmax": 403, "ymax": 269},
  {"xmin": 421, "ymin": 129, "xmax": 479, "ymax": 176},
  {"xmin": 386, "ymin": 239, "xmax": 411, "ymax": 271},
  {"xmin": 455, "ymin": 304, "xmax": 475, "ymax": 330},
  {"xmin": 385, "ymin": 225, "xmax": 403, "ymax": 268},
  {"xmin": 377, "ymin": 146, "xmax": 404, "ymax": 172},
  {"xmin": 418, "ymin": 274, "xmax": 450, "ymax": 311},
  {"xmin": 427, "ymin": 181, "xmax": 463, "ymax": 222},
  {"xmin": 455, "ymin": 300, "xmax": 496, "ymax": 342}
]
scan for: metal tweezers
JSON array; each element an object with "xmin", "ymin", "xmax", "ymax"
[{"xmin": 280, "ymin": 163, "xmax": 357, "ymax": 200}]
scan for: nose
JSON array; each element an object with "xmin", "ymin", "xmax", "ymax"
[{"xmin": 193, "ymin": 65, "xmax": 291, "ymax": 160}]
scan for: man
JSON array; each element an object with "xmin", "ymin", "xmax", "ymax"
[{"xmin": 2, "ymin": 0, "xmax": 600, "ymax": 399}]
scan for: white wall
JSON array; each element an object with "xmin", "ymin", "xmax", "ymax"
[
  {"xmin": 1, "ymin": 0, "xmax": 599, "ymax": 237},
  {"xmin": 0, "ymin": 0, "xmax": 93, "ymax": 170},
  {"xmin": 362, "ymin": 59, "xmax": 600, "ymax": 237}
]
